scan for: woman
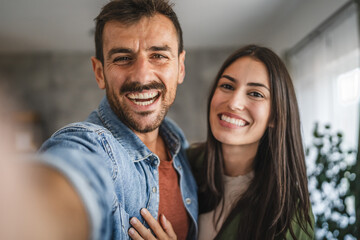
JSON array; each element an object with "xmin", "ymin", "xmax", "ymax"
[{"xmin": 128, "ymin": 45, "xmax": 314, "ymax": 240}]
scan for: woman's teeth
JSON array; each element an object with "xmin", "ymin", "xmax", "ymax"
[{"xmin": 221, "ymin": 114, "xmax": 246, "ymax": 127}]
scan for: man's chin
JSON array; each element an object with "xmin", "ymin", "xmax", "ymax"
[
  {"xmin": 125, "ymin": 114, "xmax": 164, "ymax": 133},
  {"xmin": 128, "ymin": 121, "xmax": 161, "ymax": 134},
  {"xmin": 107, "ymin": 96, "xmax": 168, "ymax": 133},
  {"xmin": 132, "ymin": 125, "xmax": 159, "ymax": 134}
]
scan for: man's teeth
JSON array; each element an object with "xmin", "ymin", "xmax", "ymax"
[
  {"xmin": 221, "ymin": 115, "xmax": 246, "ymax": 127},
  {"xmin": 132, "ymin": 99, "xmax": 156, "ymax": 106},
  {"xmin": 128, "ymin": 92, "xmax": 158, "ymax": 100},
  {"xmin": 127, "ymin": 92, "xmax": 159, "ymax": 106}
]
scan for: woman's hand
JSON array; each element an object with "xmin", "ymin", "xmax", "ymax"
[{"xmin": 128, "ymin": 208, "xmax": 177, "ymax": 240}]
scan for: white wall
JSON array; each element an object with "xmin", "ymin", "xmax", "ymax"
[{"xmin": 266, "ymin": 0, "xmax": 349, "ymax": 55}]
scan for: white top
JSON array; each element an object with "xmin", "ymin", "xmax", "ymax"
[{"xmin": 198, "ymin": 171, "xmax": 254, "ymax": 240}]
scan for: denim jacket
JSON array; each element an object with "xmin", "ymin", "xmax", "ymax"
[{"xmin": 39, "ymin": 97, "xmax": 198, "ymax": 240}]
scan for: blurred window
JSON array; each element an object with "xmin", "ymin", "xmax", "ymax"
[{"xmin": 287, "ymin": 2, "xmax": 360, "ymax": 149}]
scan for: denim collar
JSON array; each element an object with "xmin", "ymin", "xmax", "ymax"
[{"xmin": 97, "ymin": 97, "xmax": 181, "ymax": 163}]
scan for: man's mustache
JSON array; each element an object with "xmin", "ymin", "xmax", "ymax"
[{"xmin": 120, "ymin": 81, "xmax": 165, "ymax": 94}]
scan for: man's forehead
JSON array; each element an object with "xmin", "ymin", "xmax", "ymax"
[{"xmin": 102, "ymin": 15, "xmax": 179, "ymax": 51}]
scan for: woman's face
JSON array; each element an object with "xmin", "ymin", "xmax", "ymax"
[{"xmin": 210, "ymin": 56, "xmax": 271, "ymax": 149}]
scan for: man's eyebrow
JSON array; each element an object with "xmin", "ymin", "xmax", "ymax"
[
  {"xmin": 148, "ymin": 45, "xmax": 171, "ymax": 52},
  {"xmin": 106, "ymin": 45, "xmax": 174, "ymax": 60},
  {"xmin": 107, "ymin": 48, "xmax": 133, "ymax": 60},
  {"xmin": 221, "ymin": 75, "xmax": 270, "ymax": 92}
]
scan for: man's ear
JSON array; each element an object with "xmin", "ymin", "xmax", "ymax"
[
  {"xmin": 177, "ymin": 50, "xmax": 186, "ymax": 85},
  {"xmin": 91, "ymin": 57, "xmax": 106, "ymax": 89}
]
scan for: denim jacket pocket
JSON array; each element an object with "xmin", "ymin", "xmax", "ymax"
[{"xmin": 112, "ymin": 196, "xmax": 131, "ymax": 239}]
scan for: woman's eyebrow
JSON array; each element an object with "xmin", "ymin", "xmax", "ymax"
[
  {"xmin": 247, "ymin": 82, "xmax": 270, "ymax": 92},
  {"xmin": 221, "ymin": 74, "xmax": 236, "ymax": 82},
  {"xmin": 221, "ymin": 75, "xmax": 270, "ymax": 92}
]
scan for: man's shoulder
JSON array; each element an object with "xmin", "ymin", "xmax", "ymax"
[
  {"xmin": 52, "ymin": 121, "xmax": 111, "ymax": 138},
  {"xmin": 53, "ymin": 121, "xmax": 109, "ymax": 135}
]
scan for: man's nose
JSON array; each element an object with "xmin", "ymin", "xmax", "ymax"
[{"xmin": 130, "ymin": 55, "xmax": 153, "ymax": 83}]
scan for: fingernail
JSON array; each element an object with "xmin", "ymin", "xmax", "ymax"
[
  {"xmin": 141, "ymin": 208, "xmax": 148, "ymax": 215},
  {"xmin": 130, "ymin": 217, "xmax": 137, "ymax": 225},
  {"xmin": 128, "ymin": 228, "xmax": 135, "ymax": 235},
  {"xmin": 162, "ymin": 214, "xmax": 167, "ymax": 224}
]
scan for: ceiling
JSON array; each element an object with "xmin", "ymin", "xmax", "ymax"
[{"xmin": 0, "ymin": 0, "xmax": 333, "ymax": 53}]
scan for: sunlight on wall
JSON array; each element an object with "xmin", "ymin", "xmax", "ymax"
[{"xmin": 337, "ymin": 68, "xmax": 360, "ymax": 104}]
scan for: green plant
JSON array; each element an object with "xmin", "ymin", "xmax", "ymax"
[{"xmin": 306, "ymin": 123, "xmax": 358, "ymax": 239}]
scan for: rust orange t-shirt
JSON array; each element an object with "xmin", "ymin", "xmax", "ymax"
[{"xmin": 158, "ymin": 159, "xmax": 189, "ymax": 240}]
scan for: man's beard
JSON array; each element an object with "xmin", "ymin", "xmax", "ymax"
[{"xmin": 106, "ymin": 80, "xmax": 171, "ymax": 133}]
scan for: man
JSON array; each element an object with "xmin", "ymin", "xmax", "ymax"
[{"xmin": 38, "ymin": 0, "xmax": 198, "ymax": 239}]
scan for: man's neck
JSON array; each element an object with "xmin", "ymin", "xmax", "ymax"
[{"xmin": 135, "ymin": 129, "xmax": 170, "ymax": 162}]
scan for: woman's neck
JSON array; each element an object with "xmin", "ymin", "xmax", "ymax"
[{"xmin": 221, "ymin": 143, "xmax": 258, "ymax": 177}]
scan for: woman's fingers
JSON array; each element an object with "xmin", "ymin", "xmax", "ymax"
[
  {"xmin": 159, "ymin": 215, "xmax": 177, "ymax": 240},
  {"xmin": 140, "ymin": 208, "xmax": 167, "ymax": 239},
  {"xmin": 129, "ymin": 217, "xmax": 156, "ymax": 240},
  {"xmin": 129, "ymin": 209, "xmax": 177, "ymax": 240},
  {"xmin": 128, "ymin": 227, "xmax": 144, "ymax": 240}
]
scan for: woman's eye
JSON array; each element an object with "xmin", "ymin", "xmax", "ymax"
[
  {"xmin": 220, "ymin": 84, "xmax": 234, "ymax": 90},
  {"xmin": 249, "ymin": 92, "xmax": 264, "ymax": 98}
]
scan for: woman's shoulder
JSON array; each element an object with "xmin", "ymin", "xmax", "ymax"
[
  {"xmin": 186, "ymin": 143, "xmax": 206, "ymax": 167},
  {"xmin": 284, "ymin": 206, "xmax": 315, "ymax": 240},
  {"xmin": 187, "ymin": 142, "xmax": 205, "ymax": 160},
  {"xmin": 215, "ymin": 213, "xmax": 315, "ymax": 240},
  {"xmin": 186, "ymin": 143, "xmax": 206, "ymax": 182},
  {"xmin": 214, "ymin": 204, "xmax": 315, "ymax": 240}
]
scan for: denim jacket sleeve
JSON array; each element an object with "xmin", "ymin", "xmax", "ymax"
[{"xmin": 38, "ymin": 122, "xmax": 118, "ymax": 240}]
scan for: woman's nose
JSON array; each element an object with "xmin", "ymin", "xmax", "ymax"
[{"xmin": 228, "ymin": 92, "xmax": 245, "ymax": 111}]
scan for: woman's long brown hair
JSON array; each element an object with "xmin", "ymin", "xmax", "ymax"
[{"xmin": 198, "ymin": 45, "xmax": 312, "ymax": 239}]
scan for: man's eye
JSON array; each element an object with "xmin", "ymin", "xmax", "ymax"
[
  {"xmin": 152, "ymin": 54, "xmax": 167, "ymax": 59},
  {"xmin": 249, "ymin": 92, "xmax": 264, "ymax": 98},
  {"xmin": 114, "ymin": 56, "xmax": 132, "ymax": 62},
  {"xmin": 220, "ymin": 84, "xmax": 234, "ymax": 90}
]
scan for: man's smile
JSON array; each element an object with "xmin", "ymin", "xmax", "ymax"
[{"xmin": 126, "ymin": 91, "xmax": 160, "ymax": 106}]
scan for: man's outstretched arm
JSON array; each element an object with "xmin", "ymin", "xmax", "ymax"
[{"xmin": 26, "ymin": 164, "xmax": 90, "ymax": 240}]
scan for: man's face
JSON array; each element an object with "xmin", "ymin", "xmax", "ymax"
[{"xmin": 92, "ymin": 14, "xmax": 185, "ymax": 134}]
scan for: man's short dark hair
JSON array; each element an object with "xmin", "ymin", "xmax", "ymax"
[{"xmin": 94, "ymin": 0, "xmax": 183, "ymax": 64}]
